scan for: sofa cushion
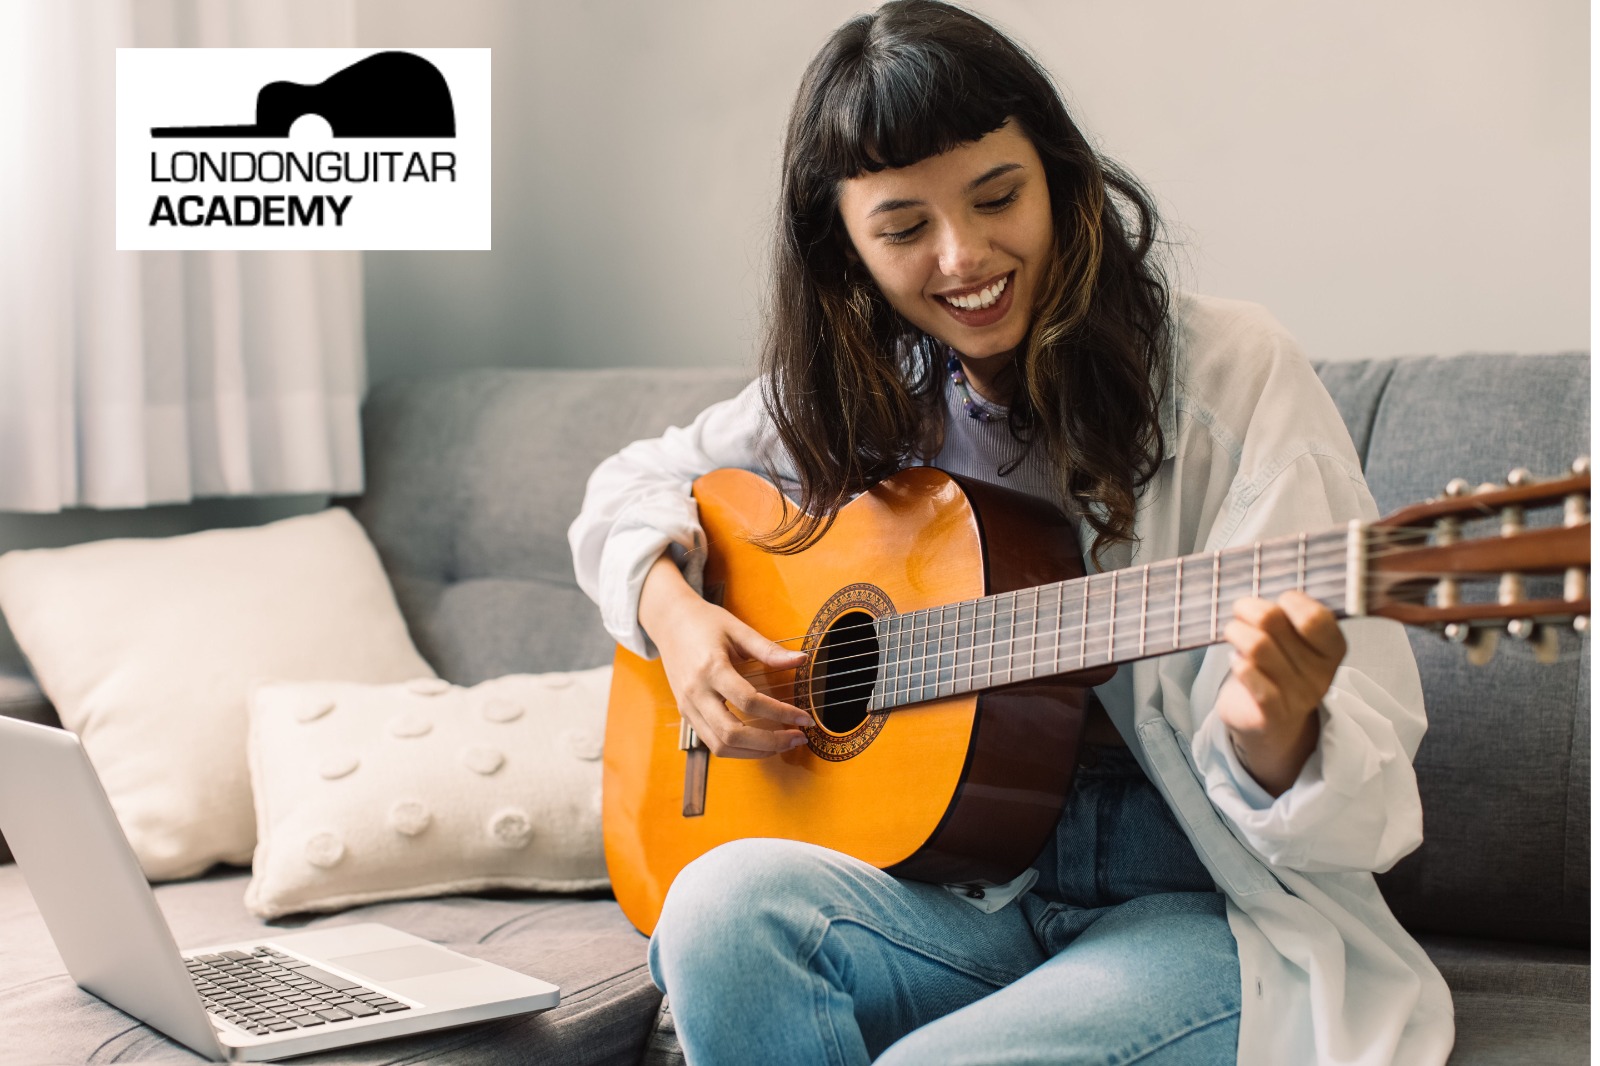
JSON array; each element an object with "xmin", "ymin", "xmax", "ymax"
[
  {"xmin": 0, "ymin": 863, "xmax": 659, "ymax": 1065},
  {"xmin": 1416, "ymin": 933, "xmax": 1591, "ymax": 1066},
  {"xmin": 344, "ymin": 368, "xmax": 754, "ymax": 685},
  {"xmin": 0, "ymin": 508, "xmax": 439, "ymax": 882},
  {"xmin": 245, "ymin": 669, "xmax": 611, "ymax": 919},
  {"xmin": 1352, "ymin": 353, "xmax": 1590, "ymax": 946},
  {"xmin": 1313, "ymin": 357, "xmax": 1398, "ymax": 466}
]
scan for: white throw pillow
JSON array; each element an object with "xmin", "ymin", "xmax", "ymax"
[
  {"xmin": 0, "ymin": 509, "xmax": 436, "ymax": 880},
  {"xmin": 244, "ymin": 669, "xmax": 610, "ymax": 919}
]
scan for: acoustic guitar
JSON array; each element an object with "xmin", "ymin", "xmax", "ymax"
[{"xmin": 603, "ymin": 461, "xmax": 1590, "ymax": 935}]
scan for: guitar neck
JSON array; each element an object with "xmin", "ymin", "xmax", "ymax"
[{"xmin": 865, "ymin": 524, "xmax": 1359, "ymax": 712}]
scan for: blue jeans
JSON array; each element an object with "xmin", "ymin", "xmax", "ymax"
[{"xmin": 649, "ymin": 746, "xmax": 1240, "ymax": 1065}]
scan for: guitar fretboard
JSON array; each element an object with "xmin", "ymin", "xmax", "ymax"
[{"xmin": 862, "ymin": 526, "xmax": 1354, "ymax": 711}]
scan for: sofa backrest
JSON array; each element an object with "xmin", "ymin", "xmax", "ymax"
[
  {"xmin": 1316, "ymin": 353, "xmax": 1590, "ymax": 947},
  {"xmin": 350, "ymin": 354, "xmax": 1590, "ymax": 948},
  {"xmin": 345, "ymin": 367, "xmax": 754, "ymax": 682}
]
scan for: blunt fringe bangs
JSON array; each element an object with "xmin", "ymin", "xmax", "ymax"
[{"xmin": 760, "ymin": 0, "xmax": 1172, "ymax": 564}]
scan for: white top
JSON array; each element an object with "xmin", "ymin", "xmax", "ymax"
[{"xmin": 568, "ymin": 293, "xmax": 1454, "ymax": 1065}]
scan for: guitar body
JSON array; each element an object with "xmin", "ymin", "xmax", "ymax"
[{"xmin": 603, "ymin": 467, "xmax": 1102, "ymax": 935}]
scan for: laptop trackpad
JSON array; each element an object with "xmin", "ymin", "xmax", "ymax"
[{"xmin": 328, "ymin": 944, "xmax": 480, "ymax": 981}]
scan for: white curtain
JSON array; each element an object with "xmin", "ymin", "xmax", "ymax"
[{"xmin": 0, "ymin": 0, "xmax": 364, "ymax": 513}]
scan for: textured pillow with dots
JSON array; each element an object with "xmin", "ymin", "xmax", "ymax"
[{"xmin": 244, "ymin": 667, "xmax": 612, "ymax": 919}]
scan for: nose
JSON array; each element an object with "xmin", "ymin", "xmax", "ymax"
[{"xmin": 936, "ymin": 216, "xmax": 991, "ymax": 280}]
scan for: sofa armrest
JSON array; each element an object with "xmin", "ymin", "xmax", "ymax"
[{"xmin": 0, "ymin": 667, "xmax": 60, "ymax": 866}]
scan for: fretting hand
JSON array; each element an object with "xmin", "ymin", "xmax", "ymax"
[{"xmin": 1215, "ymin": 590, "xmax": 1347, "ymax": 797}]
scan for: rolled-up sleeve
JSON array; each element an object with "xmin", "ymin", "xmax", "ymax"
[
  {"xmin": 567, "ymin": 378, "xmax": 780, "ymax": 659},
  {"xmin": 1185, "ymin": 450, "xmax": 1428, "ymax": 874}
]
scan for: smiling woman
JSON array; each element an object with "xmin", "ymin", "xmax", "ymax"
[{"xmin": 568, "ymin": 2, "xmax": 1450, "ymax": 1064}]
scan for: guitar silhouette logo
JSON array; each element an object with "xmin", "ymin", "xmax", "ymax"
[{"xmin": 151, "ymin": 51, "xmax": 454, "ymax": 138}]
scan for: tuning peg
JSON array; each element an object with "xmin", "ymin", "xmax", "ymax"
[
  {"xmin": 1444, "ymin": 478, "xmax": 1472, "ymax": 498},
  {"xmin": 1573, "ymin": 456, "xmax": 1590, "ymax": 477},
  {"xmin": 1464, "ymin": 627, "xmax": 1499, "ymax": 666},
  {"xmin": 1507, "ymin": 467, "xmax": 1534, "ymax": 487},
  {"xmin": 1475, "ymin": 482, "xmax": 1502, "ymax": 495},
  {"xmin": 1575, "ymin": 616, "xmax": 1589, "ymax": 634},
  {"xmin": 1445, "ymin": 622, "xmax": 1500, "ymax": 665},
  {"xmin": 1507, "ymin": 619, "xmax": 1561, "ymax": 664}
]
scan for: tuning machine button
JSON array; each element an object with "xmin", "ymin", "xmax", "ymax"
[
  {"xmin": 1445, "ymin": 622, "xmax": 1500, "ymax": 665},
  {"xmin": 1507, "ymin": 618, "xmax": 1561, "ymax": 664}
]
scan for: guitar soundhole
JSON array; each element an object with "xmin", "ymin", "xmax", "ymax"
[{"xmin": 816, "ymin": 610, "xmax": 880, "ymax": 735}]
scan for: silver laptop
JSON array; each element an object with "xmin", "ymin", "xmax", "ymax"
[{"xmin": 0, "ymin": 714, "xmax": 560, "ymax": 1062}]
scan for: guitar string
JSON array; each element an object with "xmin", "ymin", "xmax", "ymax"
[
  {"xmin": 729, "ymin": 564, "xmax": 1560, "ymax": 697},
  {"xmin": 723, "ymin": 515, "xmax": 1574, "ymax": 656},
  {"xmin": 719, "ymin": 535, "xmax": 1375, "ymax": 672},
  {"xmin": 724, "ymin": 545, "xmax": 1578, "ymax": 701},
  {"xmin": 681, "ymin": 525, "xmax": 1583, "ymax": 699},
  {"xmin": 728, "ymin": 558, "xmax": 1355, "ymax": 700},
  {"xmin": 750, "ymin": 571, "xmax": 1355, "ymax": 706}
]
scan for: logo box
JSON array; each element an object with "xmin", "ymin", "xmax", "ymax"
[{"xmin": 116, "ymin": 48, "xmax": 490, "ymax": 250}]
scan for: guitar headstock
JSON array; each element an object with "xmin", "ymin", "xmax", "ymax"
[{"xmin": 1365, "ymin": 458, "xmax": 1590, "ymax": 664}]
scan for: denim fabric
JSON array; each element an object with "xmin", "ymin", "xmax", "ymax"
[{"xmin": 649, "ymin": 746, "xmax": 1240, "ymax": 1065}]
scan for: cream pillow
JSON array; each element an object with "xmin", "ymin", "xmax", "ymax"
[
  {"xmin": 244, "ymin": 669, "xmax": 610, "ymax": 919},
  {"xmin": 0, "ymin": 509, "xmax": 435, "ymax": 880}
]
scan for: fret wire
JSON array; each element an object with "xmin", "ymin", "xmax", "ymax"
[
  {"xmin": 1003, "ymin": 591, "xmax": 1016, "ymax": 684},
  {"xmin": 914, "ymin": 606, "xmax": 927, "ymax": 703},
  {"xmin": 1297, "ymin": 533, "xmax": 1307, "ymax": 592},
  {"xmin": 903, "ymin": 613, "xmax": 914, "ymax": 706},
  {"xmin": 1138, "ymin": 564, "xmax": 1149, "ymax": 657},
  {"xmin": 942, "ymin": 604, "xmax": 954, "ymax": 698},
  {"xmin": 972, "ymin": 592, "xmax": 985, "ymax": 685},
  {"xmin": 1210, "ymin": 551, "xmax": 1221, "ymax": 640},
  {"xmin": 1078, "ymin": 577, "xmax": 1089, "ymax": 669},
  {"xmin": 1107, "ymin": 570, "xmax": 1119, "ymax": 665},
  {"xmin": 1252, "ymin": 543, "xmax": 1261, "ymax": 598},
  {"xmin": 1173, "ymin": 557, "xmax": 1183, "ymax": 652},
  {"xmin": 954, "ymin": 600, "xmax": 971, "ymax": 695},
  {"xmin": 1030, "ymin": 585, "xmax": 1043, "ymax": 675}
]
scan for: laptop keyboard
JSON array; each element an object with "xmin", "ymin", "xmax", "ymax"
[{"xmin": 184, "ymin": 946, "xmax": 412, "ymax": 1036}]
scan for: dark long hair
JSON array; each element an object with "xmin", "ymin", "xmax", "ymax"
[{"xmin": 758, "ymin": 0, "xmax": 1171, "ymax": 566}]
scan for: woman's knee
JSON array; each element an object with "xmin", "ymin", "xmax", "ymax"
[{"xmin": 652, "ymin": 838, "xmax": 841, "ymax": 971}]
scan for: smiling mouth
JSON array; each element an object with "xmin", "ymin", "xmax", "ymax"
[{"xmin": 935, "ymin": 272, "xmax": 1011, "ymax": 311}]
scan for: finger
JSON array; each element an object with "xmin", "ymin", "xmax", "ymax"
[
  {"xmin": 714, "ymin": 663, "xmax": 814, "ymax": 729},
  {"xmin": 681, "ymin": 688, "xmax": 807, "ymax": 758},
  {"xmin": 728, "ymin": 622, "xmax": 808, "ymax": 668},
  {"xmin": 1223, "ymin": 617, "xmax": 1321, "ymax": 712},
  {"xmin": 1230, "ymin": 598, "xmax": 1331, "ymax": 688},
  {"xmin": 1225, "ymin": 656, "xmax": 1284, "ymax": 727},
  {"xmin": 1276, "ymin": 590, "xmax": 1348, "ymax": 664}
]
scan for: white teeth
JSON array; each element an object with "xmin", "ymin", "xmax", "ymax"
[{"xmin": 946, "ymin": 274, "xmax": 1008, "ymax": 311}]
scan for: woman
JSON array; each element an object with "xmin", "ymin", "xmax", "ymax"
[{"xmin": 570, "ymin": 2, "xmax": 1451, "ymax": 1062}]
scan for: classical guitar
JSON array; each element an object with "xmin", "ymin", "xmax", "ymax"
[{"xmin": 603, "ymin": 461, "xmax": 1590, "ymax": 935}]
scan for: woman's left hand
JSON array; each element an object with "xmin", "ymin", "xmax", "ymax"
[{"xmin": 1215, "ymin": 590, "xmax": 1348, "ymax": 797}]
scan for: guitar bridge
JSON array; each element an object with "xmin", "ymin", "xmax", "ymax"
[{"xmin": 680, "ymin": 718, "xmax": 708, "ymax": 817}]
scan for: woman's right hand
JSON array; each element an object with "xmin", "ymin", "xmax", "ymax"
[{"xmin": 638, "ymin": 553, "xmax": 812, "ymax": 758}]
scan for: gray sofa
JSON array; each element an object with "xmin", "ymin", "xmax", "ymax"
[{"xmin": 0, "ymin": 352, "xmax": 1588, "ymax": 1064}]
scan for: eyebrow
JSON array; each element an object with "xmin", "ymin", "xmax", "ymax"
[{"xmin": 866, "ymin": 162, "xmax": 1025, "ymax": 217}]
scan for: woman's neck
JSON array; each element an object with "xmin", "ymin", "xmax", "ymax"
[{"xmin": 952, "ymin": 351, "xmax": 1018, "ymax": 405}]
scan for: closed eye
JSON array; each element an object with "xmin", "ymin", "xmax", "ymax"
[
  {"xmin": 977, "ymin": 188, "xmax": 1019, "ymax": 211},
  {"xmin": 881, "ymin": 220, "xmax": 926, "ymax": 244}
]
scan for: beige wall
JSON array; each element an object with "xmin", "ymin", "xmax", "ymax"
[{"xmin": 358, "ymin": 0, "xmax": 1589, "ymax": 383}]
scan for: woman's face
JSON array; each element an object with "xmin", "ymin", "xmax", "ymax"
[{"xmin": 836, "ymin": 120, "xmax": 1054, "ymax": 370}]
